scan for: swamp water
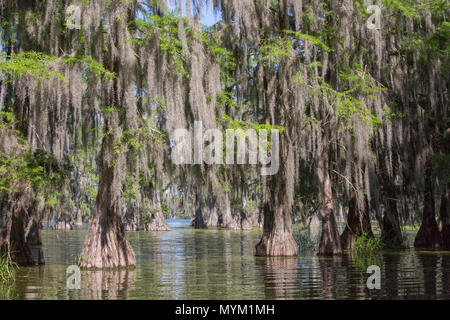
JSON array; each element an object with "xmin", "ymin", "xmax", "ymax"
[{"xmin": 2, "ymin": 219, "xmax": 450, "ymax": 299}]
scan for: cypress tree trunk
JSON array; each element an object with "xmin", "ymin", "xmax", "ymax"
[
  {"xmin": 255, "ymin": 136, "xmax": 297, "ymax": 256},
  {"xmin": 79, "ymin": 110, "xmax": 135, "ymax": 269},
  {"xmin": 75, "ymin": 210, "xmax": 83, "ymax": 227},
  {"xmin": 191, "ymin": 193, "xmax": 206, "ymax": 229},
  {"xmin": 414, "ymin": 160, "xmax": 441, "ymax": 248},
  {"xmin": 381, "ymin": 199, "xmax": 403, "ymax": 248},
  {"xmin": 79, "ymin": 164, "xmax": 136, "ymax": 268},
  {"xmin": 144, "ymin": 211, "xmax": 171, "ymax": 231},
  {"xmin": 439, "ymin": 182, "xmax": 450, "ymax": 249},
  {"xmin": 202, "ymin": 194, "xmax": 219, "ymax": 227},
  {"xmin": 318, "ymin": 168, "xmax": 342, "ymax": 255},
  {"xmin": 25, "ymin": 216, "xmax": 44, "ymax": 265},
  {"xmin": 0, "ymin": 184, "xmax": 35, "ymax": 265},
  {"xmin": 340, "ymin": 196, "xmax": 374, "ymax": 250},
  {"xmin": 143, "ymin": 193, "xmax": 171, "ymax": 231},
  {"xmin": 340, "ymin": 197, "xmax": 358, "ymax": 250},
  {"xmin": 219, "ymin": 194, "xmax": 237, "ymax": 229}
]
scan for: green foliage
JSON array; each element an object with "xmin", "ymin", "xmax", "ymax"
[
  {"xmin": 383, "ymin": 0, "xmax": 450, "ymax": 62},
  {"xmin": 283, "ymin": 29, "xmax": 331, "ymax": 53},
  {"xmin": 353, "ymin": 233, "xmax": 383, "ymax": 256},
  {"xmin": 314, "ymin": 63, "xmax": 388, "ymax": 131},
  {"xmin": 122, "ymin": 174, "xmax": 141, "ymax": 205},
  {"xmin": 139, "ymin": 212, "xmax": 151, "ymax": 225},
  {"xmin": 217, "ymin": 91, "xmax": 246, "ymax": 110},
  {"xmin": 0, "ymin": 150, "xmax": 65, "ymax": 194},
  {"xmin": 0, "ymin": 51, "xmax": 65, "ymax": 82},
  {"xmin": 134, "ymin": 13, "xmax": 188, "ymax": 76},
  {"xmin": 382, "ymin": 0, "xmax": 420, "ymax": 18},
  {"xmin": 63, "ymin": 55, "xmax": 116, "ymax": 80},
  {"xmin": 258, "ymin": 29, "xmax": 330, "ymax": 66},
  {"xmin": 259, "ymin": 35, "xmax": 293, "ymax": 66},
  {"xmin": 0, "ymin": 52, "xmax": 115, "ymax": 83},
  {"xmin": 201, "ymin": 31, "xmax": 236, "ymax": 86},
  {"xmin": 161, "ymin": 201, "xmax": 169, "ymax": 218},
  {"xmin": 0, "ymin": 113, "xmax": 67, "ymax": 202}
]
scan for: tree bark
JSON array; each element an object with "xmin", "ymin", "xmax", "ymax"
[
  {"xmin": 0, "ymin": 185, "xmax": 35, "ymax": 265},
  {"xmin": 202, "ymin": 194, "xmax": 219, "ymax": 227},
  {"xmin": 414, "ymin": 160, "xmax": 441, "ymax": 248},
  {"xmin": 381, "ymin": 199, "xmax": 403, "ymax": 248},
  {"xmin": 143, "ymin": 193, "xmax": 171, "ymax": 231},
  {"xmin": 25, "ymin": 216, "xmax": 44, "ymax": 265},
  {"xmin": 318, "ymin": 169, "xmax": 343, "ymax": 255},
  {"xmin": 191, "ymin": 193, "xmax": 207, "ymax": 229},
  {"xmin": 438, "ymin": 182, "xmax": 450, "ymax": 249},
  {"xmin": 79, "ymin": 112, "xmax": 135, "ymax": 269},
  {"xmin": 75, "ymin": 209, "xmax": 83, "ymax": 227},
  {"xmin": 255, "ymin": 136, "xmax": 297, "ymax": 257},
  {"xmin": 219, "ymin": 194, "xmax": 238, "ymax": 229},
  {"xmin": 340, "ymin": 196, "xmax": 374, "ymax": 250},
  {"xmin": 255, "ymin": 201, "xmax": 298, "ymax": 256}
]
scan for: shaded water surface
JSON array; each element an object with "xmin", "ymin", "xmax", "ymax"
[{"xmin": 3, "ymin": 220, "xmax": 450, "ymax": 299}]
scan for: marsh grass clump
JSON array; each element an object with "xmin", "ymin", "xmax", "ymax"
[
  {"xmin": 0, "ymin": 252, "xmax": 18, "ymax": 282},
  {"xmin": 353, "ymin": 233, "xmax": 383, "ymax": 256}
]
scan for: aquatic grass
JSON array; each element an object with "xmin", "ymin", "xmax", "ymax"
[
  {"xmin": 353, "ymin": 233, "xmax": 383, "ymax": 256},
  {"xmin": 348, "ymin": 233, "xmax": 383, "ymax": 271},
  {"xmin": 0, "ymin": 283, "xmax": 14, "ymax": 299},
  {"xmin": 0, "ymin": 252, "xmax": 18, "ymax": 283}
]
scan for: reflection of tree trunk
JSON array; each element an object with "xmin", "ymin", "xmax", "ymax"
[
  {"xmin": 442, "ymin": 254, "xmax": 450, "ymax": 299},
  {"xmin": 414, "ymin": 160, "xmax": 440, "ymax": 248},
  {"xmin": 258, "ymin": 257, "xmax": 298, "ymax": 299},
  {"xmin": 0, "ymin": 184, "xmax": 35, "ymax": 265},
  {"xmin": 382, "ymin": 199, "xmax": 403, "ymax": 248},
  {"xmin": 383, "ymin": 252, "xmax": 400, "ymax": 297},
  {"xmin": 438, "ymin": 183, "xmax": 450, "ymax": 249},
  {"xmin": 341, "ymin": 196, "xmax": 374, "ymax": 250},
  {"xmin": 82, "ymin": 269, "xmax": 136, "ymax": 299},
  {"xmin": 318, "ymin": 256, "xmax": 342, "ymax": 299},
  {"xmin": 255, "ymin": 137, "xmax": 297, "ymax": 256},
  {"xmin": 343, "ymin": 254, "xmax": 362, "ymax": 299},
  {"xmin": 417, "ymin": 252, "xmax": 438, "ymax": 299}
]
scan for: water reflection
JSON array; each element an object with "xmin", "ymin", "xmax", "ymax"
[
  {"xmin": 5, "ymin": 220, "xmax": 450, "ymax": 300},
  {"xmin": 416, "ymin": 251, "xmax": 438, "ymax": 299},
  {"xmin": 256, "ymin": 257, "xmax": 298, "ymax": 299},
  {"xmin": 382, "ymin": 251, "xmax": 401, "ymax": 298},
  {"xmin": 318, "ymin": 257, "xmax": 343, "ymax": 299},
  {"xmin": 442, "ymin": 254, "xmax": 450, "ymax": 299},
  {"xmin": 81, "ymin": 269, "xmax": 136, "ymax": 300}
]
